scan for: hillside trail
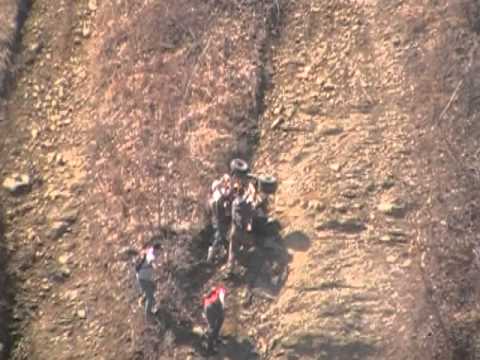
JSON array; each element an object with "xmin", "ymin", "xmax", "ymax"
[{"xmin": 244, "ymin": 0, "xmax": 425, "ymax": 359}]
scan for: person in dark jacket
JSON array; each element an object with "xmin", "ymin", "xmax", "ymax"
[
  {"xmin": 202, "ymin": 285, "xmax": 226, "ymax": 353},
  {"xmin": 227, "ymin": 186, "xmax": 252, "ymax": 272},
  {"xmin": 135, "ymin": 246, "xmax": 157, "ymax": 320},
  {"xmin": 207, "ymin": 175, "xmax": 232, "ymax": 262}
]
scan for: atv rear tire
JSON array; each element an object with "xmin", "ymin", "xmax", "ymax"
[
  {"xmin": 258, "ymin": 175, "xmax": 278, "ymax": 194},
  {"xmin": 230, "ymin": 158, "xmax": 249, "ymax": 176}
]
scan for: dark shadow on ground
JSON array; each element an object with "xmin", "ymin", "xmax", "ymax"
[
  {"xmin": 216, "ymin": 335, "xmax": 259, "ymax": 360},
  {"xmin": 294, "ymin": 279, "xmax": 360, "ymax": 292},
  {"xmin": 284, "ymin": 231, "xmax": 310, "ymax": 251},
  {"xmin": 0, "ymin": 203, "xmax": 15, "ymax": 360},
  {"xmin": 278, "ymin": 333, "xmax": 377, "ymax": 360},
  {"xmin": 149, "ymin": 305, "xmax": 259, "ymax": 359},
  {"xmin": 236, "ymin": 226, "xmax": 310, "ymax": 300}
]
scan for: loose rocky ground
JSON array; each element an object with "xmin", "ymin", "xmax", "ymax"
[{"xmin": 1, "ymin": 0, "xmax": 480, "ymax": 360}]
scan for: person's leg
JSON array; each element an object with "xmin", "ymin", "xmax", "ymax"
[
  {"xmin": 205, "ymin": 305, "xmax": 216, "ymax": 351},
  {"xmin": 213, "ymin": 310, "xmax": 224, "ymax": 344},
  {"xmin": 227, "ymin": 226, "xmax": 236, "ymax": 269},
  {"xmin": 140, "ymin": 280, "xmax": 155, "ymax": 318},
  {"xmin": 208, "ymin": 222, "xmax": 223, "ymax": 262},
  {"xmin": 229, "ymin": 225, "xmax": 243, "ymax": 269}
]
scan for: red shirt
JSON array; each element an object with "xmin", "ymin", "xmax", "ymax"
[{"xmin": 203, "ymin": 287, "xmax": 226, "ymax": 307}]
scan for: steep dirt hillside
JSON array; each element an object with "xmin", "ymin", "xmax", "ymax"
[
  {"xmin": 250, "ymin": 0, "xmax": 480, "ymax": 359},
  {"xmin": 0, "ymin": 0, "xmax": 276, "ymax": 359},
  {"xmin": 2, "ymin": 0, "xmax": 480, "ymax": 360},
  {"xmin": 251, "ymin": 1, "xmax": 422, "ymax": 358}
]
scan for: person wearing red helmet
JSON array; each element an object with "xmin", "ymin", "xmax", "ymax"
[{"xmin": 202, "ymin": 285, "xmax": 226, "ymax": 353}]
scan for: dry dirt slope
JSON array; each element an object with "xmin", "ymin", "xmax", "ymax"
[
  {"xmin": 0, "ymin": 0, "xmax": 277, "ymax": 360},
  {"xmin": 251, "ymin": 1, "xmax": 421, "ymax": 359},
  {"xmin": 250, "ymin": 1, "xmax": 480, "ymax": 359},
  {"xmin": 2, "ymin": 0, "xmax": 480, "ymax": 360}
]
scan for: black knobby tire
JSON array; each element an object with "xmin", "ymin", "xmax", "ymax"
[
  {"xmin": 258, "ymin": 175, "xmax": 278, "ymax": 194},
  {"xmin": 230, "ymin": 158, "xmax": 249, "ymax": 176}
]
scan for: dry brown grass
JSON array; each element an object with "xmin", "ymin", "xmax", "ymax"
[
  {"xmin": 408, "ymin": 1, "xmax": 480, "ymax": 358},
  {"xmin": 0, "ymin": 1, "xmax": 27, "ymax": 358},
  {"xmin": 84, "ymin": 0, "xmax": 277, "ymax": 358},
  {"xmin": 0, "ymin": 0, "xmax": 21, "ymax": 96}
]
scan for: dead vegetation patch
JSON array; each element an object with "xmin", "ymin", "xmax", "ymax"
[
  {"xmin": 84, "ymin": 0, "xmax": 278, "ymax": 357},
  {"xmin": 407, "ymin": 1, "xmax": 480, "ymax": 358}
]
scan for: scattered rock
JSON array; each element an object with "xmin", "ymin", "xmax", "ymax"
[
  {"xmin": 2, "ymin": 173, "xmax": 32, "ymax": 194},
  {"xmin": 49, "ymin": 266, "xmax": 71, "ymax": 283},
  {"xmin": 281, "ymin": 334, "xmax": 299, "ymax": 349},
  {"xmin": 401, "ymin": 259, "xmax": 412, "ymax": 268},
  {"xmin": 49, "ymin": 221, "xmax": 70, "ymax": 240},
  {"xmin": 271, "ymin": 117, "xmax": 284, "ymax": 130},
  {"xmin": 82, "ymin": 24, "xmax": 91, "ymax": 38},
  {"xmin": 318, "ymin": 125, "xmax": 343, "ymax": 136},
  {"xmin": 331, "ymin": 202, "xmax": 348, "ymax": 213},
  {"xmin": 65, "ymin": 289, "xmax": 80, "ymax": 301},
  {"xmin": 316, "ymin": 217, "xmax": 366, "ymax": 233},
  {"xmin": 58, "ymin": 253, "xmax": 72, "ymax": 265},
  {"xmin": 379, "ymin": 235, "xmax": 392, "ymax": 243},
  {"xmin": 382, "ymin": 177, "xmax": 395, "ymax": 189},
  {"xmin": 378, "ymin": 201, "xmax": 406, "ymax": 218},
  {"xmin": 59, "ymin": 209, "xmax": 78, "ymax": 224},
  {"xmin": 323, "ymin": 81, "xmax": 335, "ymax": 91},
  {"xmin": 307, "ymin": 200, "xmax": 325, "ymax": 213},
  {"xmin": 77, "ymin": 309, "xmax": 87, "ymax": 319},
  {"xmin": 31, "ymin": 128, "xmax": 40, "ymax": 139},
  {"xmin": 18, "ymin": 249, "xmax": 35, "ymax": 271},
  {"xmin": 366, "ymin": 182, "xmax": 376, "ymax": 192},
  {"xmin": 329, "ymin": 163, "xmax": 341, "ymax": 172},
  {"xmin": 301, "ymin": 103, "xmax": 322, "ymax": 115},
  {"xmin": 287, "ymin": 197, "xmax": 300, "ymax": 207},
  {"xmin": 386, "ymin": 255, "xmax": 397, "ymax": 263}
]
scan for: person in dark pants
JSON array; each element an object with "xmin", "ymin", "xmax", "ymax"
[
  {"xmin": 207, "ymin": 175, "xmax": 232, "ymax": 262},
  {"xmin": 202, "ymin": 286, "xmax": 226, "ymax": 353},
  {"xmin": 227, "ymin": 186, "xmax": 253, "ymax": 272},
  {"xmin": 135, "ymin": 246, "xmax": 157, "ymax": 320}
]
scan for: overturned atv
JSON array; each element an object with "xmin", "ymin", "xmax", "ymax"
[
  {"xmin": 207, "ymin": 158, "xmax": 278, "ymax": 233},
  {"xmin": 230, "ymin": 158, "xmax": 278, "ymax": 195}
]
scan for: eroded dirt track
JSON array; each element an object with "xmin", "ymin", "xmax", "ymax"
[
  {"xmin": 251, "ymin": 1, "xmax": 422, "ymax": 359},
  {"xmin": 2, "ymin": 0, "xmax": 480, "ymax": 360}
]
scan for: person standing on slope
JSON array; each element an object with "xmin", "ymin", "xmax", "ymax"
[
  {"xmin": 207, "ymin": 174, "xmax": 232, "ymax": 262},
  {"xmin": 227, "ymin": 185, "xmax": 253, "ymax": 272},
  {"xmin": 202, "ymin": 285, "xmax": 226, "ymax": 353},
  {"xmin": 135, "ymin": 245, "xmax": 158, "ymax": 320}
]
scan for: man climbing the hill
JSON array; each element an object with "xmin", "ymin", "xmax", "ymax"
[
  {"xmin": 227, "ymin": 185, "xmax": 253, "ymax": 272},
  {"xmin": 135, "ymin": 245, "xmax": 158, "ymax": 320},
  {"xmin": 207, "ymin": 174, "xmax": 232, "ymax": 262},
  {"xmin": 202, "ymin": 285, "xmax": 226, "ymax": 353}
]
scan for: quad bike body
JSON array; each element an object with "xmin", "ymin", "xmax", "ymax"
[{"xmin": 207, "ymin": 159, "xmax": 278, "ymax": 235}]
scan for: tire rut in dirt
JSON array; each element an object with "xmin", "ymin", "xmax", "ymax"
[{"xmin": 0, "ymin": 1, "xmax": 32, "ymax": 359}]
